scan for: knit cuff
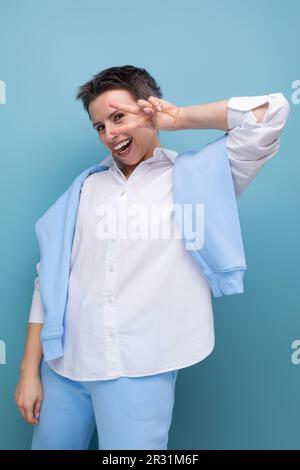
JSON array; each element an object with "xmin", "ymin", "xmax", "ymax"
[
  {"xmin": 207, "ymin": 269, "xmax": 245, "ymax": 297},
  {"xmin": 42, "ymin": 337, "xmax": 63, "ymax": 361}
]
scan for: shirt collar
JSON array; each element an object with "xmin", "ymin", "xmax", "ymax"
[{"xmin": 99, "ymin": 146, "xmax": 178, "ymax": 169}]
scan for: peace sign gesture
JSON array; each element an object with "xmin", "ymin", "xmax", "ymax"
[{"xmin": 107, "ymin": 96, "xmax": 183, "ymax": 136}]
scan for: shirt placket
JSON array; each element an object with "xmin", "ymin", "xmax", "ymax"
[{"xmin": 101, "ymin": 184, "xmax": 127, "ymax": 377}]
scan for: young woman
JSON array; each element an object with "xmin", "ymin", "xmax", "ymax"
[{"xmin": 14, "ymin": 65, "xmax": 290, "ymax": 450}]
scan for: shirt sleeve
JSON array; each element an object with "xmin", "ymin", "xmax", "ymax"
[
  {"xmin": 28, "ymin": 262, "xmax": 44, "ymax": 323},
  {"xmin": 226, "ymin": 92, "xmax": 291, "ymax": 198}
]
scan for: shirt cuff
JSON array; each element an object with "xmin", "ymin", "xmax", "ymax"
[{"xmin": 227, "ymin": 95, "xmax": 270, "ymax": 129}]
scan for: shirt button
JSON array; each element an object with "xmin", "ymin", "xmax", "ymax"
[
  {"xmin": 108, "ymin": 296, "xmax": 114, "ymax": 304},
  {"xmin": 109, "ymin": 264, "xmax": 114, "ymax": 272},
  {"xmin": 109, "ymin": 330, "xmax": 115, "ymax": 338},
  {"xmin": 120, "ymin": 190, "xmax": 126, "ymax": 197}
]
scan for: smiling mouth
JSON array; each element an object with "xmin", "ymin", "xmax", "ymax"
[{"xmin": 114, "ymin": 137, "xmax": 133, "ymax": 157}]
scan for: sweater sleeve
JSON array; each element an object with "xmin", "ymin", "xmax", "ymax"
[
  {"xmin": 226, "ymin": 92, "xmax": 291, "ymax": 198},
  {"xmin": 28, "ymin": 262, "xmax": 44, "ymax": 323}
]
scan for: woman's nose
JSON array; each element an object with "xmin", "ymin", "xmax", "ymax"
[{"xmin": 105, "ymin": 121, "xmax": 118, "ymax": 140}]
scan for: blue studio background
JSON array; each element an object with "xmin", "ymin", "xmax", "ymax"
[{"xmin": 0, "ymin": 0, "xmax": 299, "ymax": 450}]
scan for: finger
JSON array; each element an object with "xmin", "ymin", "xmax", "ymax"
[
  {"xmin": 26, "ymin": 414, "xmax": 38, "ymax": 424},
  {"xmin": 137, "ymin": 99, "xmax": 155, "ymax": 111},
  {"xmin": 24, "ymin": 405, "xmax": 38, "ymax": 424},
  {"xmin": 147, "ymin": 96, "xmax": 162, "ymax": 111},
  {"xmin": 142, "ymin": 108, "xmax": 155, "ymax": 114},
  {"xmin": 33, "ymin": 399, "xmax": 42, "ymax": 420},
  {"xmin": 137, "ymin": 99, "xmax": 152, "ymax": 107},
  {"xmin": 19, "ymin": 406, "xmax": 27, "ymax": 421},
  {"xmin": 138, "ymin": 98, "xmax": 161, "ymax": 112},
  {"xmin": 107, "ymin": 101, "xmax": 139, "ymax": 115}
]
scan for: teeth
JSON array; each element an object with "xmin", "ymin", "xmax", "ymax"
[{"xmin": 114, "ymin": 138, "xmax": 131, "ymax": 151}]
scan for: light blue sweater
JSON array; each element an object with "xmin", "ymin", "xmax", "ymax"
[{"xmin": 35, "ymin": 133, "xmax": 246, "ymax": 361}]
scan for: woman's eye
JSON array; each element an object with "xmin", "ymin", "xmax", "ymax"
[{"xmin": 97, "ymin": 113, "xmax": 124, "ymax": 133}]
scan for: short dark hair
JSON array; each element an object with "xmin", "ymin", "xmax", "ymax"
[{"xmin": 76, "ymin": 65, "xmax": 163, "ymax": 119}]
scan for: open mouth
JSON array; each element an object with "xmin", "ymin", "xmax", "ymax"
[{"xmin": 116, "ymin": 137, "xmax": 133, "ymax": 157}]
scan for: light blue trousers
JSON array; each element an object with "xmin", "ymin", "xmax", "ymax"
[{"xmin": 31, "ymin": 358, "xmax": 178, "ymax": 450}]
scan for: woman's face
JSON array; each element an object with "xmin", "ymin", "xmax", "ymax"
[{"xmin": 88, "ymin": 89, "xmax": 161, "ymax": 172}]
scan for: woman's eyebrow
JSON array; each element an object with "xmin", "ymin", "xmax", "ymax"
[{"xmin": 92, "ymin": 110, "xmax": 119, "ymax": 128}]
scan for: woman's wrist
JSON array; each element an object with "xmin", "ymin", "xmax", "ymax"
[
  {"xmin": 20, "ymin": 359, "xmax": 41, "ymax": 377},
  {"xmin": 176, "ymin": 100, "xmax": 230, "ymax": 131}
]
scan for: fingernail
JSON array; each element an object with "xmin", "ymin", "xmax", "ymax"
[
  {"xmin": 156, "ymin": 105, "xmax": 161, "ymax": 111},
  {"xmin": 144, "ymin": 108, "xmax": 152, "ymax": 113}
]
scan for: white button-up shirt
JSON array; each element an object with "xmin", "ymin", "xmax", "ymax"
[{"xmin": 28, "ymin": 93, "xmax": 290, "ymax": 380}]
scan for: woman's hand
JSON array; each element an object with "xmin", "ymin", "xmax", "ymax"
[
  {"xmin": 107, "ymin": 96, "xmax": 183, "ymax": 136},
  {"xmin": 14, "ymin": 370, "xmax": 43, "ymax": 425}
]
